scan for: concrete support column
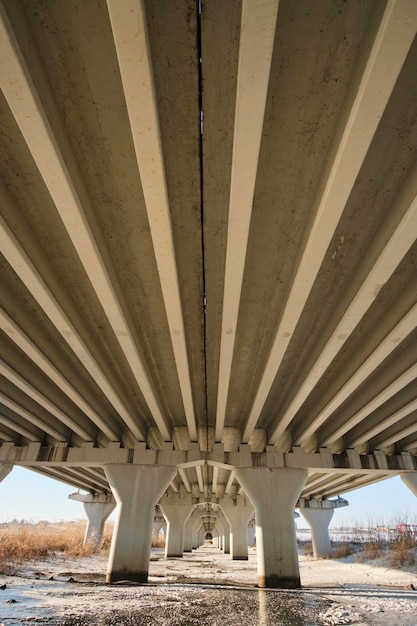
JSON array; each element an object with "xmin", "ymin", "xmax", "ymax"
[
  {"xmin": 183, "ymin": 510, "xmax": 200, "ymax": 552},
  {"xmin": 191, "ymin": 517, "xmax": 202, "ymax": 548},
  {"xmin": 217, "ymin": 512, "xmax": 230, "ymax": 554},
  {"xmin": 159, "ymin": 495, "xmax": 194, "ymax": 558},
  {"xmin": 248, "ymin": 522, "xmax": 256, "ymax": 547},
  {"xmin": 198, "ymin": 527, "xmax": 204, "ymax": 546},
  {"xmin": 104, "ymin": 464, "xmax": 176, "ymax": 583},
  {"xmin": 235, "ymin": 467, "xmax": 307, "ymax": 588},
  {"xmin": 216, "ymin": 511, "xmax": 230, "ymax": 554},
  {"xmin": 401, "ymin": 472, "xmax": 417, "ymax": 497},
  {"xmin": 68, "ymin": 492, "xmax": 115, "ymax": 551},
  {"xmin": 215, "ymin": 526, "xmax": 223, "ymax": 549},
  {"xmin": 220, "ymin": 496, "xmax": 254, "ymax": 560},
  {"xmin": 152, "ymin": 520, "xmax": 165, "ymax": 547},
  {"xmin": 300, "ymin": 507, "xmax": 334, "ymax": 559}
]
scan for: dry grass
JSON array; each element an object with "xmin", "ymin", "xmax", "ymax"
[
  {"xmin": 353, "ymin": 534, "xmax": 416, "ymax": 567},
  {"xmin": 356, "ymin": 541, "xmax": 385, "ymax": 562},
  {"xmin": 332, "ymin": 542, "xmax": 355, "ymax": 559},
  {"xmin": 0, "ymin": 521, "xmax": 113, "ymax": 575},
  {"xmin": 387, "ymin": 535, "xmax": 416, "ymax": 567},
  {"xmin": 0, "ymin": 520, "xmax": 166, "ymax": 575},
  {"xmin": 299, "ymin": 541, "xmax": 313, "ymax": 557}
]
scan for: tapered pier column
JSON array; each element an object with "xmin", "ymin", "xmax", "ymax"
[
  {"xmin": 183, "ymin": 510, "xmax": 201, "ymax": 552},
  {"xmin": 401, "ymin": 472, "xmax": 417, "ymax": 497},
  {"xmin": 104, "ymin": 464, "xmax": 176, "ymax": 583},
  {"xmin": 216, "ymin": 514, "xmax": 230, "ymax": 553},
  {"xmin": 191, "ymin": 517, "xmax": 202, "ymax": 549},
  {"xmin": 159, "ymin": 494, "xmax": 194, "ymax": 557},
  {"xmin": 299, "ymin": 497, "xmax": 348, "ymax": 559},
  {"xmin": 300, "ymin": 507, "xmax": 333, "ymax": 558},
  {"xmin": 235, "ymin": 467, "xmax": 307, "ymax": 588},
  {"xmin": 220, "ymin": 496, "xmax": 254, "ymax": 560},
  {"xmin": 69, "ymin": 492, "xmax": 116, "ymax": 551}
]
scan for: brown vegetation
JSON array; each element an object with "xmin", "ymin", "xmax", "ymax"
[
  {"xmin": 0, "ymin": 520, "xmax": 168, "ymax": 575},
  {"xmin": 332, "ymin": 542, "xmax": 355, "ymax": 559},
  {"xmin": 0, "ymin": 521, "xmax": 112, "ymax": 575}
]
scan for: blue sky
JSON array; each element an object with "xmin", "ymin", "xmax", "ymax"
[{"xmin": 0, "ymin": 466, "xmax": 416, "ymax": 527}]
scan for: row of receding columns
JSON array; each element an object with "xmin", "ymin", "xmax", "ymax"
[
  {"xmin": 1, "ymin": 462, "xmax": 417, "ymax": 588},
  {"xmin": 99, "ymin": 464, "xmax": 341, "ymax": 587}
]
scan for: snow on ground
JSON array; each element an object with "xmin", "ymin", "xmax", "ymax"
[{"xmin": 0, "ymin": 545, "xmax": 416, "ymax": 625}]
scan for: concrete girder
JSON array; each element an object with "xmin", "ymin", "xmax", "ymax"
[
  {"xmin": 0, "ymin": 393, "xmax": 66, "ymax": 441},
  {"xmin": 0, "ymin": 361, "xmax": 95, "ymax": 442},
  {"xmin": 376, "ymin": 415, "xmax": 417, "ymax": 450},
  {"xmin": 215, "ymin": 0, "xmax": 280, "ymax": 441},
  {"xmin": 0, "ymin": 407, "xmax": 44, "ymax": 443},
  {"xmin": 0, "ymin": 212, "xmax": 136, "ymax": 442},
  {"xmin": 320, "ymin": 361, "xmax": 417, "ymax": 447},
  {"xmin": 303, "ymin": 305, "xmax": 417, "ymax": 446},
  {"xmin": 302, "ymin": 473, "xmax": 391, "ymax": 501},
  {"xmin": 37, "ymin": 465, "xmax": 111, "ymax": 494},
  {"xmin": 0, "ymin": 5, "xmax": 167, "ymax": 442},
  {"xmin": 243, "ymin": 0, "xmax": 417, "ymax": 444},
  {"xmin": 225, "ymin": 470, "xmax": 236, "ymax": 495},
  {"xmin": 350, "ymin": 398, "xmax": 417, "ymax": 448},
  {"xmin": 177, "ymin": 468, "xmax": 192, "ymax": 493},
  {"xmin": 280, "ymin": 174, "xmax": 417, "ymax": 446},
  {"xmin": 106, "ymin": 0, "xmax": 196, "ymax": 442},
  {"xmin": 0, "ymin": 309, "xmax": 121, "ymax": 445}
]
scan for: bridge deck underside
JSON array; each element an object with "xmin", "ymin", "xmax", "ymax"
[{"xmin": 0, "ymin": 0, "xmax": 416, "ymax": 503}]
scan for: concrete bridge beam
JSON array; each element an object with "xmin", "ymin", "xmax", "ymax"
[
  {"xmin": 159, "ymin": 495, "xmax": 194, "ymax": 558},
  {"xmin": 104, "ymin": 464, "xmax": 176, "ymax": 583},
  {"xmin": 220, "ymin": 496, "xmax": 254, "ymax": 560},
  {"xmin": 235, "ymin": 467, "xmax": 307, "ymax": 588}
]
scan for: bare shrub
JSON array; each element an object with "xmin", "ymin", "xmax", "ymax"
[
  {"xmin": 332, "ymin": 542, "xmax": 354, "ymax": 558},
  {"xmin": 387, "ymin": 535, "xmax": 416, "ymax": 568},
  {"xmin": 356, "ymin": 541, "xmax": 385, "ymax": 562},
  {"xmin": 299, "ymin": 541, "xmax": 313, "ymax": 557}
]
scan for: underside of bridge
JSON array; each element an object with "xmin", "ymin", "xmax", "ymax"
[{"xmin": 1, "ymin": 0, "xmax": 417, "ymax": 587}]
